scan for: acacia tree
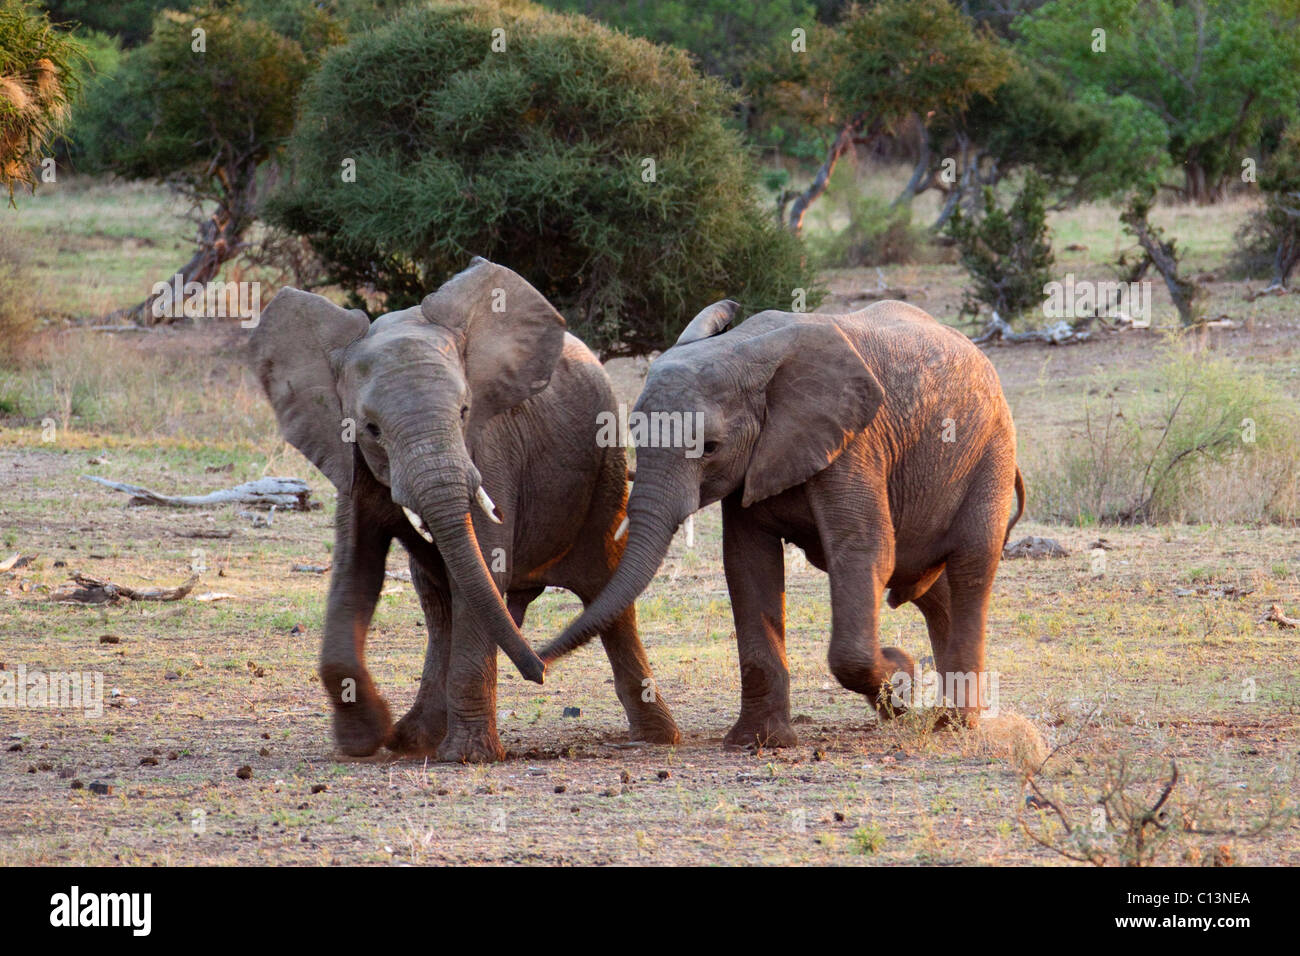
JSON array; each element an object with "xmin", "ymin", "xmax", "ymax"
[
  {"xmin": 752, "ymin": 0, "xmax": 1009, "ymax": 234},
  {"xmin": 895, "ymin": 58, "xmax": 1166, "ymax": 229},
  {"xmin": 268, "ymin": 0, "xmax": 814, "ymax": 356},
  {"xmin": 71, "ymin": 1, "xmax": 335, "ymax": 322},
  {"xmin": 0, "ymin": 0, "xmax": 82, "ymax": 201},
  {"xmin": 1015, "ymin": 0, "xmax": 1300, "ymax": 204}
]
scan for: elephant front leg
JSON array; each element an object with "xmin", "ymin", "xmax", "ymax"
[
  {"xmin": 389, "ymin": 557, "xmax": 452, "ymax": 757},
  {"xmin": 435, "ymin": 591, "xmax": 506, "ymax": 763},
  {"xmin": 319, "ymin": 498, "xmax": 394, "ymax": 757},
  {"xmin": 721, "ymin": 495, "xmax": 798, "ymax": 749},
  {"xmin": 809, "ymin": 481, "xmax": 915, "ymax": 719}
]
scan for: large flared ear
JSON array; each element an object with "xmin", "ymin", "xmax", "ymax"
[
  {"xmin": 248, "ymin": 287, "xmax": 369, "ymax": 491},
  {"xmin": 420, "ymin": 257, "xmax": 566, "ymax": 423},
  {"xmin": 739, "ymin": 321, "xmax": 885, "ymax": 507},
  {"xmin": 674, "ymin": 299, "xmax": 740, "ymax": 347}
]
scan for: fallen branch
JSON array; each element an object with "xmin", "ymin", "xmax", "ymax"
[
  {"xmin": 1261, "ymin": 604, "xmax": 1299, "ymax": 629},
  {"xmin": 1003, "ymin": 536, "xmax": 1069, "ymax": 560},
  {"xmin": 55, "ymin": 572, "xmax": 200, "ymax": 605},
  {"xmin": 973, "ymin": 311, "xmax": 1092, "ymax": 346},
  {"xmin": 83, "ymin": 475, "xmax": 316, "ymax": 511}
]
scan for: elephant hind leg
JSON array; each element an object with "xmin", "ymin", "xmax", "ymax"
[{"xmin": 923, "ymin": 547, "xmax": 999, "ymax": 727}]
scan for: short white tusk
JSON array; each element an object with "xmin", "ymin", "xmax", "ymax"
[
  {"xmin": 476, "ymin": 485, "xmax": 503, "ymax": 524},
  {"xmin": 614, "ymin": 517, "xmax": 629, "ymax": 541},
  {"xmin": 402, "ymin": 506, "xmax": 433, "ymax": 543}
]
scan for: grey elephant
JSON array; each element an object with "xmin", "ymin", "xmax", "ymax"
[
  {"xmin": 541, "ymin": 299, "xmax": 1024, "ymax": 747},
  {"xmin": 249, "ymin": 258, "xmax": 680, "ymax": 762}
]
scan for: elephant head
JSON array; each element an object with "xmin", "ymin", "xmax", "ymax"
[
  {"xmin": 251, "ymin": 257, "xmax": 565, "ymax": 683},
  {"xmin": 540, "ymin": 302, "xmax": 884, "ymax": 662}
]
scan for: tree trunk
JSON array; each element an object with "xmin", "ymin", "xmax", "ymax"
[
  {"xmin": 786, "ymin": 115, "xmax": 867, "ymax": 235},
  {"xmin": 890, "ymin": 118, "xmax": 932, "ymax": 209},
  {"xmin": 1124, "ymin": 212, "xmax": 1199, "ymax": 326},
  {"xmin": 106, "ymin": 163, "xmax": 258, "ymax": 326}
]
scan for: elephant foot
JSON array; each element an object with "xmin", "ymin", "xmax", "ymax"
[
  {"xmin": 331, "ymin": 697, "xmax": 393, "ymax": 758},
  {"xmin": 627, "ymin": 702, "xmax": 682, "ymax": 746},
  {"xmin": 320, "ymin": 664, "xmax": 393, "ymax": 757},
  {"xmin": 871, "ymin": 646, "xmax": 918, "ymax": 719},
  {"xmin": 387, "ymin": 706, "xmax": 448, "ymax": 757},
  {"xmin": 435, "ymin": 723, "xmax": 506, "ymax": 764},
  {"xmin": 929, "ymin": 705, "xmax": 980, "ymax": 731},
  {"xmin": 724, "ymin": 711, "xmax": 799, "ymax": 749}
]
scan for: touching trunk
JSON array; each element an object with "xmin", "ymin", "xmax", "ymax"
[
  {"xmin": 414, "ymin": 466, "xmax": 546, "ymax": 684},
  {"xmin": 539, "ymin": 502, "xmax": 681, "ymax": 663}
]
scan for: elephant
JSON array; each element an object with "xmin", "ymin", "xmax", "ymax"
[
  {"xmin": 540, "ymin": 298, "xmax": 1024, "ymax": 747},
  {"xmin": 249, "ymin": 257, "xmax": 680, "ymax": 762}
]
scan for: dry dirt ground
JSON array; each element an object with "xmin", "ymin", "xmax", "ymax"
[
  {"xmin": 1, "ymin": 324, "xmax": 1297, "ymax": 865},
  {"xmin": 0, "ymin": 180, "xmax": 1296, "ymax": 864}
]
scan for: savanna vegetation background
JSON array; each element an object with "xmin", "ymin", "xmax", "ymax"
[{"xmin": 0, "ymin": 0, "xmax": 1297, "ymax": 865}]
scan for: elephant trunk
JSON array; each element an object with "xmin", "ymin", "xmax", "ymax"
[
  {"xmin": 407, "ymin": 456, "xmax": 546, "ymax": 684},
  {"xmin": 540, "ymin": 465, "xmax": 693, "ymax": 663}
]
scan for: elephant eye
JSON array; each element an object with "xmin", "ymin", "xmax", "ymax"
[
  {"xmin": 703, "ymin": 440, "xmax": 720, "ymax": 456},
  {"xmin": 460, "ymin": 404, "xmax": 469, "ymax": 424},
  {"xmin": 365, "ymin": 422, "xmax": 381, "ymax": 439}
]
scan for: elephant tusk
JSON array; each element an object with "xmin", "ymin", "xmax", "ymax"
[
  {"xmin": 475, "ymin": 485, "xmax": 503, "ymax": 524},
  {"xmin": 614, "ymin": 517, "xmax": 629, "ymax": 541},
  {"xmin": 402, "ymin": 506, "xmax": 434, "ymax": 543}
]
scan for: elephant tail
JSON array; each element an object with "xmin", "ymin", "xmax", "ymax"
[{"xmin": 1004, "ymin": 467, "xmax": 1026, "ymax": 547}]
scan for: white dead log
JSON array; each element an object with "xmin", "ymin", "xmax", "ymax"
[
  {"xmin": 1261, "ymin": 604, "xmax": 1299, "ymax": 629},
  {"xmin": 972, "ymin": 311, "xmax": 1092, "ymax": 346},
  {"xmin": 54, "ymin": 572, "xmax": 200, "ymax": 605},
  {"xmin": 83, "ymin": 475, "xmax": 316, "ymax": 511}
]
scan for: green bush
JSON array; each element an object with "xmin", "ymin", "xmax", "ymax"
[
  {"xmin": 946, "ymin": 172, "xmax": 1053, "ymax": 321},
  {"xmin": 809, "ymin": 192, "xmax": 922, "ymax": 268},
  {"xmin": 1232, "ymin": 125, "xmax": 1300, "ymax": 287},
  {"xmin": 1029, "ymin": 347, "xmax": 1300, "ymax": 525},
  {"xmin": 267, "ymin": 0, "xmax": 816, "ymax": 356}
]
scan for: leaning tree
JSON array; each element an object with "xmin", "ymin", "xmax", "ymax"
[
  {"xmin": 69, "ymin": 1, "xmax": 336, "ymax": 323},
  {"xmin": 267, "ymin": 0, "xmax": 814, "ymax": 356},
  {"xmin": 750, "ymin": 0, "xmax": 1009, "ymax": 234}
]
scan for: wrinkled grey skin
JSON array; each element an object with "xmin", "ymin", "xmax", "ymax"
[
  {"xmin": 249, "ymin": 258, "xmax": 679, "ymax": 762},
  {"xmin": 542, "ymin": 299, "xmax": 1024, "ymax": 747}
]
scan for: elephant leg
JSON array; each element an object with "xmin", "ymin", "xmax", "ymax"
[
  {"xmin": 319, "ymin": 496, "xmax": 394, "ymax": 757},
  {"xmin": 808, "ymin": 480, "xmax": 915, "ymax": 718},
  {"xmin": 389, "ymin": 557, "xmax": 453, "ymax": 756},
  {"xmin": 913, "ymin": 569, "xmax": 951, "ymax": 672},
  {"xmin": 435, "ymin": 587, "xmax": 506, "ymax": 763},
  {"xmin": 721, "ymin": 495, "xmax": 798, "ymax": 748},
  {"xmin": 930, "ymin": 547, "xmax": 998, "ymax": 728},
  {"xmin": 596, "ymin": 603, "xmax": 681, "ymax": 745},
  {"xmin": 507, "ymin": 586, "xmax": 544, "ymax": 627}
]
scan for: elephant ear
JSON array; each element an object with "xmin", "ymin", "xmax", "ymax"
[
  {"xmin": 675, "ymin": 299, "xmax": 740, "ymax": 347},
  {"xmin": 420, "ymin": 257, "xmax": 566, "ymax": 422},
  {"xmin": 740, "ymin": 321, "xmax": 885, "ymax": 507},
  {"xmin": 248, "ymin": 287, "xmax": 369, "ymax": 492}
]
